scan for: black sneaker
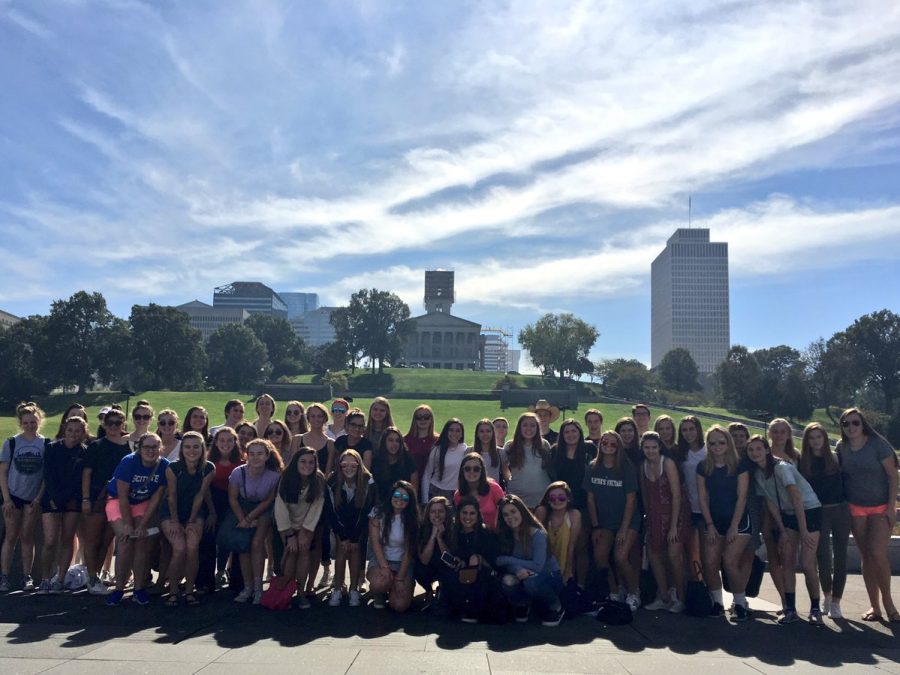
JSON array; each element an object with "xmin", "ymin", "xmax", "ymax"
[
  {"xmin": 461, "ymin": 611, "xmax": 479, "ymax": 624},
  {"xmin": 541, "ymin": 607, "xmax": 565, "ymax": 627},
  {"xmin": 733, "ymin": 604, "xmax": 750, "ymax": 622},
  {"xmin": 515, "ymin": 604, "xmax": 530, "ymax": 623},
  {"xmin": 709, "ymin": 602, "xmax": 725, "ymax": 617}
]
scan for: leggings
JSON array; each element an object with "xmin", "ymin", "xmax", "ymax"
[{"xmin": 817, "ymin": 502, "xmax": 851, "ymax": 598}]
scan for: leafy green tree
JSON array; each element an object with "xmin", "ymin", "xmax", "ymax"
[
  {"xmin": 779, "ymin": 364, "xmax": 814, "ymax": 421},
  {"xmin": 0, "ymin": 317, "xmax": 54, "ymax": 406},
  {"xmin": 206, "ymin": 324, "xmax": 270, "ymax": 390},
  {"xmin": 595, "ymin": 358, "xmax": 651, "ymax": 399},
  {"xmin": 340, "ymin": 289, "xmax": 412, "ymax": 374},
  {"xmin": 715, "ymin": 346, "xmax": 762, "ymax": 410},
  {"xmin": 835, "ymin": 309, "xmax": 900, "ymax": 413},
  {"xmin": 657, "ymin": 348, "xmax": 700, "ymax": 392},
  {"xmin": 519, "ymin": 313, "xmax": 599, "ymax": 380},
  {"xmin": 44, "ymin": 291, "xmax": 119, "ymax": 393},
  {"xmin": 129, "ymin": 304, "xmax": 206, "ymax": 390},
  {"xmin": 94, "ymin": 316, "xmax": 133, "ymax": 389},
  {"xmin": 309, "ymin": 341, "xmax": 350, "ymax": 374},
  {"xmin": 330, "ymin": 307, "xmax": 363, "ymax": 371},
  {"xmin": 244, "ymin": 314, "xmax": 306, "ymax": 378}
]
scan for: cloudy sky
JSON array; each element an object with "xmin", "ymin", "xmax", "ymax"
[{"xmin": 2, "ymin": 0, "xmax": 899, "ymax": 365}]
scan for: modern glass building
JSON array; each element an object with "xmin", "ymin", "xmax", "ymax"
[
  {"xmin": 651, "ymin": 228, "xmax": 730, "ymax": 374},
  {"xmin": 280, "ymin": 292, "xmax": 319, "ymax": 320},
  {"xmin": 213, "ymin": 282, "xmax": 288, "ymax": 319}
]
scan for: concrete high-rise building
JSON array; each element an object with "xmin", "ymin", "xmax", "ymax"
[
  {"xmin": 176, "ymin": 301, "xmax": 249, "ymax": 341},
  {"xmin": 424, "ymin": 270, "xmax": 454, "ymax": 314},
  {"xmin": 280, "ymin": 292, "xmax": 319, "ymax": 320},
  {"xmin": 506, "ymin": 349, "xmax": 521, "ymax": 373},
  {"xmin": 0, "ymin": 309, "xmax": 20, "ymax": 329},
  {"xmin": 213, "ymin": 281, "xmax": 288, "ymax": 319},
  {"xmin": 651, "ymin": 228, "xmax": 729, "ymax": 374},
  {"xmin": 482, "ymin": 328, "xmax": 510, "ymax": 373}
]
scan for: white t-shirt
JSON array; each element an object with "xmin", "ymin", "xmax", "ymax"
[{"xmin": 682, "ymin": 446, "xmax": 707, "ymax": 514}]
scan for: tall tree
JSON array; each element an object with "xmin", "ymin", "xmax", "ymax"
[
  {"xmin": 244, "ymin": 313, "xmax": 306, "ymax": 378},
  {"xmin": 0, "ymin": 316, "xmax": 54, "ymax": 406},
  {"xmin": 595, "ymin": 358, "xmax": 651, "ymax": 399},
  {"xmin": 340, "ymin": 289, "xmax": 412, "ymax": 374},
  {"xmin": 94, "ymin": 316, "xmax": 133, "ymax": 389},
  {"xmin": 780, "ymin": 364, "xmax": 814, "ymax": 421},
  {"xmin": 330, "ymin": 306, "xmax": 363, "ymax": 371},
  {"xmin": 835, "ymin": 309, "xmax": 900, "ymax": 413},
  {"xmin": 657, "ymin": 348, "xmax": 700, "ymax": 392},
  {"xmin": 129, "ymin": 304, "xmax": 206, "ymax": 390},
  {"xmin": 715, "ymin": 345, "xmax": 762, "ymax": 410},
  {"xmin": 44, "ymin": 291, "xmax": 118, "ymax": 393},
  {"xmin": 206, "ymin": 324, "xmax": 270, "ymax": 390},
  {"xmin": 519, "ymin": 313, "xmax": 599, "ymax": 380}
]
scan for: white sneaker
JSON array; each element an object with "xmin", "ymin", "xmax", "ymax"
[
  {"xmin": 625, "ymin": 593, "xmax": 641, "ymax": 612},
  {"xmin": 348, "ymin": 590, "xmax": 361, "ymax": 607},
  {"xmin": 317, "ymin": 566, "xmax": 333, "ymax": 590},
  {"xmin": 234, "ymin": 587, "xmax": 253, "ymax": 603},
  {"xmin": 328, "ymin": 589, "xmax": 343, "ymax": 607},
  {"xmin": 668, "ymin": 600, "xmax": 686, "ymax": 614},
  {"xmin": 644, "ymin": 596, "xmax": 670, "ymax": 611},
  {"xmin": 828, "ymin": 600, "xmax": 843, "ymax": 619}
]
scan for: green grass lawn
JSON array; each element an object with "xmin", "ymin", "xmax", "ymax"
[
  {"xmin": 288, "ymin": 368, "xmax": 560, "ymax": 394},
  {"xmin": 693, "ymin": 405, "xmax": 842, "ymax": 439},
  {"xmin": 2, "ymin": 391, "xmax": 774, "ymax": 444}
]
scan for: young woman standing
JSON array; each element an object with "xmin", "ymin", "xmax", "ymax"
[
  {"xmin": 273, "ymin": 447, "xmax": 326, "ymax": 609},
  {"xmin": 799, "ymin": 422, "xmax": 850, "ymax": 619},
  {"xmin": 37, "ymin": 415, "xmax": 87, "ymax": 594},
  {"xmin": 128, "ymin": 401, "xmax": 154, "ymax": 451},
  {"xmin": 161, "ymin": 431, "xmax": 214, "ymax": 607},
  {"xmin": 502, "ymin": 413, "xmax": 552, "ymax": 510},
  {"xmin": 104, "ymin": 432, "xmax": 169, "ymax": 606},
  {"xmin": 472, "ymin": 419, "xmax": 504, "ymax": 484},
  {"xmin": 696, "ymin": 426, "xmax": 751, "ymax": 621},
  {"xmin": 496, "ymin": 494, "xmax": 565, "ymax": 626},
  {"xmin": 327, "ymin": 449, "xmax": 375, "ymax": 607},
  {"xmin": 404, "ymin": 405, "xmax": 438, "ymax": 480},
  {"xmin": 81, "ymin": 408, "xmax": 131, "ymax": 595},
  {"xmin": 762, "ymin": 418, "xmax": 799, "ymax": 612},
  {"xmin": 284, "ymin": 400, "xmax": 308, "ymax": 437},
  {"xmin": 182, "ymin": 407, "xmax": 210, "ymax": 447},
  {"xmin": 550, "ymin": 419, "xmax": 591, "ymax": 584},
  {"xmin": 749, "ymin": 434, "xmax": 824, "ymax": 625},
  {"xmin": 206, "ymin": 428, "xmax": 244, "ymax": 589},
  {"xmin": 674, "ymin": 416, "xmax": 707, "ymax": 562},
  {"xmin": 654, "ymin": 415, "xmax": 677, "ymax": 456},
  {"xmin": 0, "ymin": 402, "xmax": 46, "ymax": 593},
  {"xmin": 493, "ymin": 417, "xmax": 510, "ymax": 449},
  {"xmin": 422, "ymin": 419, "xmax": 468, "ymax": 503},
  {"xmin": 229, "ymin": 439, "xmax": 282, "ymax": 604},
  {"xmin": 366, "ymin": 397, "xmax": 394, "ymax": 451},
  {"xmin": 454, "ymin": 453, "xmax": 505, "ymax": 528},
  {"xmin": 614, "ymin": 418, "xmax": 642, "ymax": 472},
  {"xmin": 640, "ymin": 431, "xmax": 689, "ymax": 613},
  {"xmin": 156, "ymin": 409, "xmax": 181, "ymax": 461},
  {"xmin": 235, "ymin": 422, "xmax": 256, "ymax": 456},
  {"xmin": 299, "ymin": 402, "xmax": 338, "ymax": 589},
  {"xmin": 335, "ymin": 410, "xmax": 374, "ymax": 470},
  {"xmin": 326, "ymin": 399, "xmax": 349, "ymax": 440},
  {"xmin": 371, "ymin": 427, "xmax": 419, "ymax": 503},
  {"xmin": 367, "ymin": 480, "xmax": 418, "ymax": 612},
  {"xmin": 583, "ymin": 431, "xmax": 640, "ymax": 611},
  {"xmin": 253, "ymin": 394, "xmax": 276, "ymax": 439},
  {"xmin": 534, "ymin": 482, "xmax": 582, "ymax": 586},
  {"xmin": 835, "ymin": 408, "xmax": 898, "ymax": 623},
  {"xmin": 264, "ymin": 420, "xmax": 294, "ymax": 464}
]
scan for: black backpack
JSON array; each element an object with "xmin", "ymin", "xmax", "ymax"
[
  {"xmin": 595, "ymin": 599, "xmax": 633, "ymax": 625},
  {"xmin": 685, "ymin": 561, "xmax": 713, "ymax": 617}
]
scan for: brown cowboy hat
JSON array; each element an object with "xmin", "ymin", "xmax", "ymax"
[{"xmin": 528, "ymin": 399, "xmax": 560, "ymax": 423}]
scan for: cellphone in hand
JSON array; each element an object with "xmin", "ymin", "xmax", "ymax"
[{"xmin": 440, "ymin": 551, "xmax": 458, "ymax": 568}]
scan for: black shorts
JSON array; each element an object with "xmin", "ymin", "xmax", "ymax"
[
  {"xmin": 713, "ymin": 510, "xmax": 751, "ymax": 538},
  {"xmin": 691, "ymin": 512, "xmax": 705, "ymax": 528},
  {"xmin": 0, "ymin": 493, "xmax": 30, "ymax": 510},
  {"xmin": 41, "ymin": 496, "xmax": 81, "ymax": 514},
  {"xmin": 782, "ymin": 508, "xmax": 822, "ymax": 533}
]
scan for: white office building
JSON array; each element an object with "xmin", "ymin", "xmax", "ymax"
[
  {"xmin": 651, "ymin": 228, "xmax": 729, "ymax": 374},
  {"xmin": 292, "ymin": 306, "xmax": 338, "ymax": 347}
]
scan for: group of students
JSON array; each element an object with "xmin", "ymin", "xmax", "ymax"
[{"xmin": 1, "ymin": 396, "xmax": 897, "ymax": 627}]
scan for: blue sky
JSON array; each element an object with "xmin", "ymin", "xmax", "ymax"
[{"xmin": 2, "ymin": 0, "xmax": 899, "ymax": 368}]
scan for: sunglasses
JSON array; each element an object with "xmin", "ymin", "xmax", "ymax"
[
  {"xmin": 463, "ymin": 465, "xmax": 482, "ymax": 473},
  {"xmin": 104, "ymin": 419, "xmax": 123, "ymax": 427},
  {"xmin": 158, "ymin": 420, "xmax": 176, "ymax": 427},
  {"xmin": 392, "ymin": 491, "xmax": 410, "ymax": 502},
  {"xmin": 415, "ymin": 414, "xmax": 432, "ymax": 421},
  {"xmin": 841, "ymin": 419, "xmax": 862, "ymax": 428},
  {"xmin": 286, "ymin": 409, "xmax": 302, "ymax": 416},
  {"xmin": 332, "ymin": 407, "xmax": 347, "ymax": 414},
  {"xmin": 600, "ymin": 440, "xmax": 618, "ymax": 448},
  {"xmin": 548, "ymin": 495, "xmax": 568, "ymax": 504},
  {"xmin": 707, "ymin": 439, "xmax": 727, "ymax": 446},
  {"xmin": 133, "ymin": 414, "xmax": 151, "ymax": 421},
  {"xmin": 266, "ymin": 429, "xmax": 284, "ymax": 436}
]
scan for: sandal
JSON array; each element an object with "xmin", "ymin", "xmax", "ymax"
[
  {"xmin": 887, "ymin": 610, "xmax": 900, "ymax": 623},
  {"xmin": 164, "ymin": 594, "xmax": 180, "ymax": 607},
  {"xmin": 184, "ymin": 593, "xmax": 200, "ymax": 607},
  {"xmin": 861, "ymin": 609, "xmax": 883, "ymax": 622}
]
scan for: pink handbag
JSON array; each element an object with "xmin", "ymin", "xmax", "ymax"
[{"xmin": 260, "ymin": 576, "xmax": 297, "ymax": 610}]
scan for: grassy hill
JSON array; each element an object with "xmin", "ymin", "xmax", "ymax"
[{"xmin": 289, "ymin": 368, "xmax": 561, "ymax": 394}]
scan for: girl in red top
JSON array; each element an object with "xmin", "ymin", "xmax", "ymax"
[{"xmin": 454, "ymin": 453, "xmax": 505, "ymax": 529}]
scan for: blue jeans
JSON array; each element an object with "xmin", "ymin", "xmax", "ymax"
[{"xmin": 502, "ymin": 569, "xmax": 563, "ymax": 612}]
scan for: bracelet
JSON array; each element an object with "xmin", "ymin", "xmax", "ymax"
[{"xmin": 82, "ymin": 498, "xmax": 91, "ymax": 502}]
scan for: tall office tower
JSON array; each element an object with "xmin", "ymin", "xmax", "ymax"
[
  {"xmin": 651, "ymin": 228, "xmax": 730, "ymax": 374},
  {"xmin": 424, "ymin": 270, "xmax": 455, "ymax": 314},
  {"xmin": 280, "ymin": 292, "xmax": 319, "ymax": 320},
  {"xmin": 481, "ymin": 328, "xmax": 510, "ymax": 372},
  {"xmin": 213, "ymin": 281, "xmax": 289, "ymax": 319}
]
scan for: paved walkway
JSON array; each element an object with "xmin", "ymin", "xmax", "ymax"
[{"xmin": 1, "ymin": 572, "xmax": 898, "ymax": 674}]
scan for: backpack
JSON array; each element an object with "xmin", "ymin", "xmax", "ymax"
[
  {"xmin": 595, "ymin": 600, "xmax": 633, "ymax": 625},
  {"xmin": 685, "ymin": 561, "xmax": 713, "ymax": 617}
]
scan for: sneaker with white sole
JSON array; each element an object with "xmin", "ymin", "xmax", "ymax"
[
  {"xmin": 297, "ymin": 594, "xmax": 311, "ymax": 609},
  {"xmin": 348, "ymin": 590, "xmax": 361, "ymax": 607},
  {"xmin": 541, "ymin": 607, "xmax": 565, "ymax": 626},
  {"xmin": 37, "ymin": 579, "xmax": 52, "ymax": 595},
  {"xmin": 372, "ymin": 596, "xmax": 386, "ymax": 609},
  {"xmin": 50, "ymin": 580, "xmax": 64, "ymax": 594},
  {"xmin": 88, "ymin": 578, "xmax": 110, "ymax": 595},
  {"xmin": 625, "ymin": 593, "xmax": 641, "ymax": 612},
  {"xmin": 234, "ymin": 587, "xmax": 253, "ymax": 603},
  {"xmin": 328, "ymin": 589, "xmax": 343, "ymax": 607},
  {"xmin": 100, "ymin": 570, "xmax": 114, "ymax": 586},
  {"xmin": 668, "ymin": 599, "xmax": 685, "ymax": 614},
  {"xmin": 22, "ymin": 575, "xmax": 35, "ymax": 592},
  {"xmin": 644, "ymin": 596, "xmax": 670, "ymax": 611},
  {"xmin": 809, "ymin": 608, "xmax": 824, "ymax": 626},
  {"xmin": 778, "ymin": 609, "xmax": 800, "ymax": 624}
]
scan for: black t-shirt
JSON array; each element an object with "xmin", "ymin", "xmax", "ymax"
[
  {"xmin": 451, "ymin": 527, "xmax": 499, "ymax": 566},
  {"xmin": 697, "ymin": 459, "xmax": 750, "ymax": 522},
  {"xmin": 543, "ymin": 429, "xmax": 559, "ymax": 446},
  {"xmin": 84, "ymin": 438, "xmax": 131, "ymax": 500},
  {"xmin": 804, "ymin": 457, "xmax": 844, "ymax": 506},
  {"xmin": 551, "ymin": 445, "xmax": 589, "ymax": 509},
  {"xmin": 44, "ymin": 440, "xmax": 86, "ymax": 504},
  {"xmin": 334, "ymin": 436, "xmax": 373, "ymax": 464},
  {"xmin": 371, "ymin": 453, "xmax": 417, "ymax": 502},
  {"xmin": 162, "ymin": 460, "xmax": 214, "ymax": 523}
]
